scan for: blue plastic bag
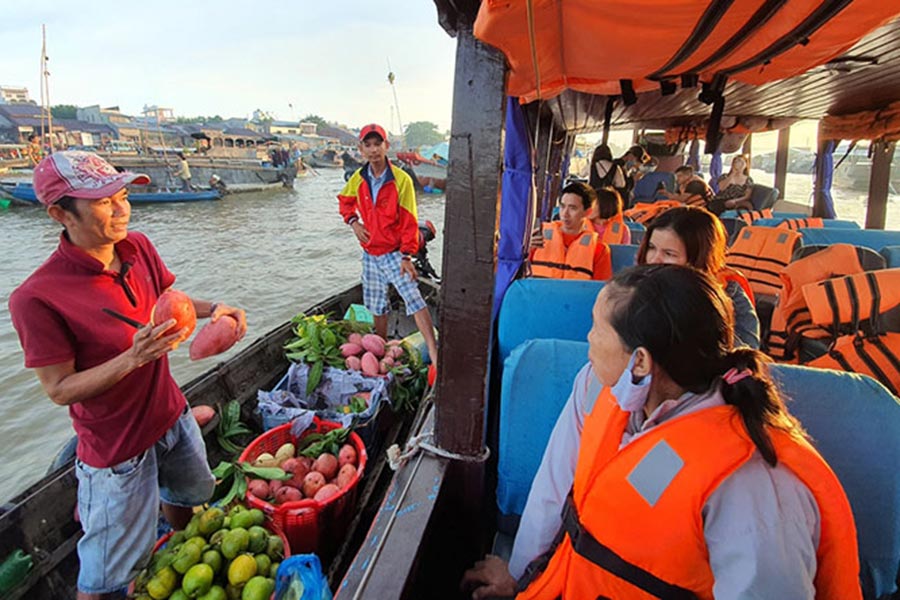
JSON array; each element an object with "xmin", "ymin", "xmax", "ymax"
[{"xmin": 274, "ymin": 554, "xmax": 332, "ymax": 600}]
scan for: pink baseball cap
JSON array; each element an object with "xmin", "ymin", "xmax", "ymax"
[
  {"xmin": 358, "ymin": 123, "xmax": 387, "ymax": 142},
  {"xmin": 33, "ymin": 151, "xmax": 150, "ymax": 206}
]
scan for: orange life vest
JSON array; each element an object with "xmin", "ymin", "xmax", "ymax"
[
  {"xmin": 778, "ymin": 217, "xmax": 824, "ymax": 230},
  {"xmin": 623, "ymin": 200, "xmax": 682, "ymax": 225},
  {"xmin": 802, "ymin": 269, "xmax": 900, "ymax": 394},
  {"xmin": 517, "ymin": 388, "xmax": 862, "ymax": 600},
  {"xmin": 531, "ymin": 221, "xmax": 598, "ymax": 280},
  {"xmin": 726, "ymin": 226, "xmax": 801, "ymax": 298},
  {"xmin": 766, "ymin": 244, "xmax": 865, "ymax": 361},
  {"xmin": 593, "ymin": 214, "xmax": 628, "ymax": 244},
  {"xmin": 718, "ymin": 267, "xmax": 754, "ymax": 305},
  {"xmin": 736, "ymin": 208, "xmax": 773, "ymax": 225}
]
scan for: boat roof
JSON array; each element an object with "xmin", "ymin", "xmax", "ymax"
[{"xmin": 436, "ymin": 1, "xmax": 900, "ymax": 133}]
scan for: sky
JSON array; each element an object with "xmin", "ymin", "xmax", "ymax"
[{"xmin": 0, "ymin": 1, "xmax": 458, "ymax": 133}]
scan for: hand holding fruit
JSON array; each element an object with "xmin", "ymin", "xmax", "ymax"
[
  {"xmin": 208, "ymin": 302, "xmax": 247, "ymax": 340},
  {"xmin": 127, "ymin": 319, "xmax": 186, "ymax": 369}
]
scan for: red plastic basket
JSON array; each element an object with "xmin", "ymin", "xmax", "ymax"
[{"xmin": 238, "ymin": 418, "xmax": 367, "ymax": 558}]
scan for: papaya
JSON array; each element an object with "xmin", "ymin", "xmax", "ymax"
[
  {"xmin": 151, "ymin": 289, "xmax": 197, "ymax": 343},
  {"xmin": 190, "ymin": 315, "xmax": 241, "ymax": 360}
]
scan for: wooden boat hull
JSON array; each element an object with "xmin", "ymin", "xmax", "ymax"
[
  {"xmin": 0, "ymin": 281, "xmax": 439, "ymax": 599},
  {"xmin": 0, "ymin": 182, "xmax": 221, "ymax": 204}
]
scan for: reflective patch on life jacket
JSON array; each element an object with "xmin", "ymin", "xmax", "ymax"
[
  {"xmin": 544, "ymin": 229, "xmax": 554, "ymax": 240},
  {"xmin": 626, "ymin": 440, "xmax": 684, "ymax": 507}
]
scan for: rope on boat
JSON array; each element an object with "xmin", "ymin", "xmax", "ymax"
[{"xmin": 386, "ymin": 430, "xmax": 491, "ymax": 471}]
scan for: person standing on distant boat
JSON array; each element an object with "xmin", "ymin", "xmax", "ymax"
[
  {"xmin": 8, "ymin": 151, "xmax": 247, "ymax": 600},
  {"xmin": 338, "ymin": 123, "xmax": 439, "ymax": 365},
  {"xmin": 172, "ymin": 152, "xmax": 192, "ymax": 191}
]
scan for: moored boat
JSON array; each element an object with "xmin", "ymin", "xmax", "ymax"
[{"xmin": 0, "ymin": 181, "xmax": 222, "ymax": 204}]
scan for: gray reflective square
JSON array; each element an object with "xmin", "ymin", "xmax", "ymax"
[{"xmin": 626, "ymin": 439, "xmax": 684, "ymax": 507}]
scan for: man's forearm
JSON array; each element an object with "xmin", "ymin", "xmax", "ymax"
[{"xmin": 44, "ymin": 352, "xmax": 139, "ymax": 406}]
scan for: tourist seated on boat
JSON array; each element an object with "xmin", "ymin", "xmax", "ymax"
[
  {"xmin": 707, "ymin": 154, "xmax": 754, "ymax": 215},
  {"xmin": 462, "ymin": 264, "xmax": 861, "ymax": 600},
  {"xmin": 637, "ymin": 206, "xmax": 760, "ymax": 349},
  {"xmin": 587, "ymin": 143, "xmax": 626, "ymax": 198},
  {"xmin": 613, "ymin": 144, "xmax": 651, "ymax": 205},
  {"xmin": 660, "ymin": 165, "xmax": 713, "ymax": 207},
  {"xmin": 529, "ymin": 182, "xmax": 612, "ymax": 281},
  {"xmin": 588, "ymin": 187, "xmax": 630, "ymax": 245}
]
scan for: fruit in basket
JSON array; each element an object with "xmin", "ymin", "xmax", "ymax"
[
  {"xmin": 268, "ymin": 478, "xmax": 284, "ymax": 496},
  {"xmin": 202, "ymin": 549, "xmax": 224, "ymax": 575},
  {"xmin": 252, "ymin": 452, "xmax": 278, "ymax": 469},
  {"xmin": 348, "ymin": 332, "xmax": 364, "ymax": 346},
  {"xmin": 247, "ymin": 479, "xmax": 269, "ymax": 500},
  {"xmin": 190, "ymin": 315, "xmax": 241, "ymax": 360},
  {"xmin": 253, "ymin": 554, "xmax": 272, "ymax": 579},
  {"xmin": 345, "ymin": 355, "xmax": 362, "ymax": 371},
  {"xmin": 199, "ymin": 507, "xmax": 226, "ymax": 536},
  {"xmin": 275, "ymin": 443, "xmax": 296, "ymax": 464},
  {"xmin": 361, "ymin": 333, "xmax": 386, "ymax": 357},
  {"xmin": 314, "ymin": 453, "xmax": 339, "ymax": 479},
  {"xmin": 339, "ymin": 444, "xmax": 358, "ymax": 467},
  {"xmin": 170, "ymin": 590, "xmax": 190, "ymax": 600},
  {"xmin": 247, "ymin": 526, "xmax": 269, "ymax": 554},
  {"xmin": 172, "ymin": 542, "xmax": 203, "ymax": 574},
  {"xmin": 314, "ymin": 483, "xmax": 340, "ymax": 503},
  {"xmin": 274, "ymin": 485, "xmax": 303, "ymax": 504},
  {"xmin": 227, "ymin": 554, "xmax": 257, "ymax": 586},
  {"xmin": 340, "ymin": 342, "xmax": 363, "ymax": 357},
  {"xmin": 302, "ymin": 471, "xmax": 326, "ymax": 498},
  {"xmin": 360, "ymin": 351, "xmax": 380, "ymax": 376},
  {"xmin": 242, "ymin": 575, "xmax": 275, "ymax": 600},
  {"xmin": 182, "ymin": 562, "xmax": 214, "ymax": 597},
  {"xmin": 198, "ymin": 585, "xmax": 227, "ymax": 600},
  {"xmin": 337, "ymin": 463, "xmax": 357, "ymax": 489},
  {"xmin": 151, "ymin": 289, "xmax": 197, "ymax": 343},
  {"xmin": 146, "ymin": 565, "xmax": 177, "ymax": 599},
  {"xmin": 266, "ymin": 535, "xmax": 285, "ymax": 561},
  {"xmin": 221, "ymin": 528, "xmax": 250, "ymax": 560}
]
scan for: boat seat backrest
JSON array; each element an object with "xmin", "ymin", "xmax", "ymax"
[
  {"xmin": 633, "ymin": 171, "xmax": 676, "ymax": 202},
  {"xmin": 719, "ymin": 210, "xmax": 808, "ymax": 221},
  {"xmin": 753, "ymin": 217, "xmax": 860, "ymax": 230},
  {"xmin": 880, "ymin": 246, "xmax": 900, "ymax": 268},
  {"xmin": 497, "ymin": 339, "xmax": 589, "ymax": 526},
  {"xmin": 497, "ymin": 279, "xmax": 603, "ymax": 363},
  {"xmin": 749, "ymin": 184, "xmax": 779, "ymax": 210},
  {"xmin": 799, "ymin": 228, "xmax": 900, "ymax": 252},
  {"xmin": 609, "ymin": 244, "xmax": 639, "ymax": 274},
  {"xmin": 624, "ymin": 220, "xmax": 646, "ymax": 233},
  {"xmin": 770, "ymin": 364, "xmax": 900, "ymax": 600}
]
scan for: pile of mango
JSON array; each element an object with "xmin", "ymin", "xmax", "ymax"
[{"xmin": 133, "ymin": 504, "xmax": 284, "ymax": 600}]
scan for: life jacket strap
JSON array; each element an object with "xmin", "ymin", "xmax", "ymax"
[
  {"xmin": 559, "ymin": 494, "xmax": 698, "ymax": 600},
  {"xmin": 530, "ymin": 260, "xmax": 594, "ymax": 278}
]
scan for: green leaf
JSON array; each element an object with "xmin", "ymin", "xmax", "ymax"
[
  {"xmin": 321, "ymin": 328, "xmax": 337, "ymax": 349},
  {"xmin": 240, "ymin": 464, "xmax": 291, "ymax": 480},
  {"xmin": 211, "ymin": 461, "xmax": 235, "ymax": 479},
  {"xmin": 220, "ymin": 473, "xmax": 243, "ymax": 506},
  {"xmin": 306, "ymin": 360, "xmax": 324, "ymax": 396}
]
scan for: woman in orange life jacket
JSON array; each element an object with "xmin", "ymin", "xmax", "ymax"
[
  {"xmin": 637, "ymin": 205, "xmax": 759, "ymax": 349},
  {"xmin": 461, "ymin": 265, "xmax": 860, "ymax": 600},
  {"xmin": 588, "ymin": 187, "xmax": 631, "ymax": 245}
]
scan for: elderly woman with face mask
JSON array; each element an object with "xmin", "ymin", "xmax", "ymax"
[{"xmin": 462, "ymin": 265, "xmax": 861, "ymax": 600}]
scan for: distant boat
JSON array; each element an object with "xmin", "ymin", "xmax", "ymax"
[
  {"xmin": 305, "ymin": 148, "xmax": 344, "ymax": 169},
  {"xmin": 0, "ymin": 181, "xmax": 221, "ymax": 204}
]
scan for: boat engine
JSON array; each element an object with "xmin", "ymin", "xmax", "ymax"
[{"xmin": 415, "ymin": 219, "xmax": 440, "ymax": 282}]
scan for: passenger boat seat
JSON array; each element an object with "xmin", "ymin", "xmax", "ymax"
[
  {"xmin": 799, "ymin": 228, "xmax": 900, "ymax": 252},
  {"xmin": 771, "ymin": 364, "xmax": 900, "ymax": 600}
]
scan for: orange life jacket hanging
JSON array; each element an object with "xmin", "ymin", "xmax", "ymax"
[
  {"xmin": 623, "ymin": 200, "xmax": 682, "ymax": 225},
  {"xmin": 735, "ymin": 208, "xmax": 773, "ymax": 225},
  {"xmin": 726, "ymin": 226, "xmax": 801, "ymax": 299},
  {"xmin": 778, "ymin": 217, "xmax": 824, "ymax": 230}
]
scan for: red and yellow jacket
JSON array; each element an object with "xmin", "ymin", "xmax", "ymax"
[
  {"xmin": 338, "ymin": 161, "xmax": 419, "ymax": 256},
  {"xmin": 518, "ymin": 387, "xmax": 861, "ymax": 600}
]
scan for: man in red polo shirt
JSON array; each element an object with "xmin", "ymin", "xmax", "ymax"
[{"xmin": 8, "ymin": 151, "xmax": 247, "ymax": 600}]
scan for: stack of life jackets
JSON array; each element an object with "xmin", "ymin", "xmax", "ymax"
[
  {"xmin": 803, "ymin": 269, "xmax": 900, "ymax": 395},
  {"xmin": 735, "ymin": 208, "xmax": 773, "ymax": 225},
  {"xmin": 778, "ymin": 217, "xmax": 825, "ymax": 230},
  {"xmin": 623, "ymin": 200, "xmax": 681, "ymax": 225},
  {"xmin": 726, "ymin": 226, "xmax": 801, "ymax": 299}
]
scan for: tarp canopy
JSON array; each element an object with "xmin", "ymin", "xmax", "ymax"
[
  {"xmin": 475, "ymin": 1, "xmax": 900, "ymax": 103},
  {"xmin": 821, "ymin": 100, "xmax": 900, "ymax": 142}
]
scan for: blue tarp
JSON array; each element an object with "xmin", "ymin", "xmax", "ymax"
[
  {"xmin": 709, "ymin": 150, "xmax": 723, "ymax": 193},
  {"xmin": 420, "ymin": 141, "xmax": 449, "ymax": 163},
  {"xmin": 492, "ymin": 97, "xmax": 535, "ymax": 320},
  {"xmin": 815, "ymin": 140, "xmax": 837, "ymax": 218}
]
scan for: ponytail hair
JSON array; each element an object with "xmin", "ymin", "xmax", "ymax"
[{"xmin": 718, "ymin": 348, "xmax": 807, "ymax": 466}]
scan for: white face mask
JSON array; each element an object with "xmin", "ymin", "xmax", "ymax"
[{"xmin": 610, "ymin": 350, "xmax": 652, "ymax": 412}]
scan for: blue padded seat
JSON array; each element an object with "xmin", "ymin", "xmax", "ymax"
[
  {"xmin": 632, "ymin": 171, "xmax": 676, "ymax": 203},
  {"xmin": 609, "ymin": 244, "xmax": 639, "ymax": 274},
  {"xmin": 752, "ymin": 217, "xmax": 860, "ymax": 229},
  {"xmin": 749, "ymin": 184, "xmax": 779, "ymax": 210},
  {"xmin": 880, "ymin": 245, "xmax": 900, "ymax": 268},
  {"xmin": 798, "ymin": 228, "xmax": 900, "ymax": 252},
  {"xmin": 771, "ymin": 364, "xmax": 900, "ymax": 600},
  {"xmin": 719, "ymin": 210, "xmax": 808, "ymax": 220},
  {"xmin": 497, "ymin": 279, "xmax": 603, "ymax": 363},
  {"xmin": 624, "ymin": 220, "xmax": 646, "ymax": 245},
  {"xmin": 497, "ymin": 339, "xmax": 589, "ymax": 523}
]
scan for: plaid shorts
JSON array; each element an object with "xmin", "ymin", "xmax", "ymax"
[{"xmin": 362, "ymin": 251, "xmax": 427, "ymax": 316}]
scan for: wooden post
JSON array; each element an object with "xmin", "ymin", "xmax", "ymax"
[
  {"xmin": 774, "ymin": 127, "xmax": 790, "ymax": 201},
  {"xmin": 742, "ymin": 134, "xmax": 752, "ymax": 157},
  {"xmin": 865, "ymin": 140, "xmax": 896, "ymax": 230},
  {"xmin": 812, "ymin": 125, "xmax": 829, "ymax": 218},
  {"xmin": 434, "ymin": 23, "xmax": 506, "ymax": 455}
]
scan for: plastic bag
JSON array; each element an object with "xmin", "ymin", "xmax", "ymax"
[{"xmin": 274, "ymin": 554, "xmax": 332, "ymax": 600}]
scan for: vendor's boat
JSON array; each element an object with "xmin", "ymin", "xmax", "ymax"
[
  {"xmin": 0, "ymin": 181, "xmax": 222, "ymax": 204},
  {"xmin": 0, "ymin": 282, "xmax": 439, "ymax": 599}
]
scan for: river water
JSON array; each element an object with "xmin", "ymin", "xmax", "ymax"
[{"xmin": 0, "ymin": 169, "xmax": 446, "ymax": 504}]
